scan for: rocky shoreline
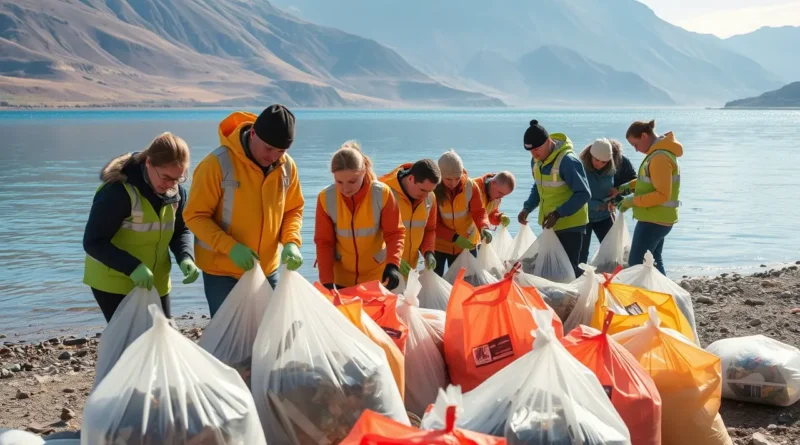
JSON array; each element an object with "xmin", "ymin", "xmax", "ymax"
[{"xmin": 2, "ymin": 264, "xmax": 800, "ymax": 444}]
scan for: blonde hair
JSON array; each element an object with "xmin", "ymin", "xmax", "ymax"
[
  {"xmin": 493, "ymin": 171, "xmax": 516, "ymax": 191},
  {"xmin": 133, "ymin": 132, "xmax": 190, "ymax": 168},
  {"xmin": 331, "ymin": 139, "xmax": 375, "ymax": 181}
]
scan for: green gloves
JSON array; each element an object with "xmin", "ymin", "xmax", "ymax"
[
  {"xmin": 481, "ymin": 229, "xmax": 493, "ymax": 244},
  {"xmin": 130, "ymin": 264, "xmax": 154, "ymax": 290},
  {"xmin": 454, "ymin": 235, "xmax": 476, "ymax": 250},
  {"xmin": 617, "ymin": 182, "xmax": 633, "ymax": 196},
  {"xmin": 281, "ymin": 242, "xmax": 303, "ymax": 271},
  {"xmin": 499, "ymin": 214, "xmax": 511, "ymax": 227},
  {"xmin": 229, "ymin": 243, "xmax": 259, "ymax": 271},
  {"xmin": 424, "ymin": 252, "xmax": 437, "ymax": 271},
  {"xmin": 619, "ymin": 196, "xmax": 635, "ymax": 212},
  {"xmin": 179, "ymin": 258, "xmax": 200, "ymax": 284},
  {"xmin": 400, "ymin": 259, "xmax": 413, "ymax": 276}
]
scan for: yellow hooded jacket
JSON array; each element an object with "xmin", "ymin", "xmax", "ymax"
[
  {"xmin": 184, "ymin": 112, "xmax": 304, "ymax": 278},
  {"xmin": 626, "ymin": 132, "xmax": 684, "ymax": 225}
]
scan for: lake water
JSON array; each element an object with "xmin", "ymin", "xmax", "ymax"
[{"xmin": 1, "ymin": 108, "xmax": 799, "ymax": 338}]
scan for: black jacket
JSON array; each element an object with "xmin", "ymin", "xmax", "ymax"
[
  {"xmin": 614, "ymin": 155, "xmax": 638, "ymax": 188},
  {"xmin": 83, "ymin": 153, "xmax": 193, "ymax": 277}
]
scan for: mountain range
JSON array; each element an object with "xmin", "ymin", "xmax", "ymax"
[{"xmin": 725, "ymin": 81, "xmax": 800, "ymax": 108}]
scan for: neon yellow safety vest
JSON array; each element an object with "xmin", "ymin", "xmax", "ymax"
[
  {"xmin": 633, "ymin": 150, "xmax": 681, "ymax": 224},
  {"xmin": 83, "ymin": 182, "xmax": 176, "ymax": 296},
  {"xmin": 533, "ymin": 134, "xmax": 589, "ymax": 231}
]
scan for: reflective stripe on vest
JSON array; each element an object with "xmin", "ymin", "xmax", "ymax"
[
  {"xmin": 638, "ymin": 150, "xmax": 681, "ymax": 208},
  {"xmin": 445, "ymin": 181, "xmax": 473, "ymax": 220},
  {"xmin": 534, "ymin": 151, "xmax": 568, "ymax": 189},
  {"xmin": 391, "ymin": 189, "xmax": 432, "ymax": 228},
  {"xmin": 323, "ymin": 182, "xmax": 387, "ymax": 263}
]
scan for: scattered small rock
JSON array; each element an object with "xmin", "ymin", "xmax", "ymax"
[
  {"xmin": 62, "ymin": 388, "xmax": 75, "ymax": 393},
  {"xmin": 60, "ymin": 407, "xmax": 75, "ymax": 421},
  {"xmin": 22, "ymin": 363, "xmax": 34, "ymax": 371},
  {"xmin": 796, "ymin": 260, "xmax": 800, "ymax": 265},
  {"xmin": 696, "ymin": 296, "xmax": 715, "ymax": 305},
  {"xmin": 0, "ymin": 369, "xmax": 12, "ymax": 379},
  {"xmin": 760, "ymin": 264, "xmax": 767, "ymax": 268},
  {"xmin": 792, "ymin": 308, "xmax": 800, "ymax": 314},
  {"xmin": 780, "ymin": 291, "xmax": 794, "ymax": 299},
  {"xmin": 778, "ymin": 412, "xmax": 794, "ymax": 425},
  {"xmin": 73, "ymin": 365, "xmax": 81, "ymax": 372},
  {"xmin": 751, "ymin": 432, "xmax": 776, "ymax": 445},
  {"xmin": 75, "ymin": 349, "xmax": 89, "ymax": 358},
  {"xmin": 95, "ymin": 332, "xmax": 101, "ymax": 338},
  {"xmin": 767, "ymin": 424, "xmax": 777, "ymax": 431},
  {"xmin": 788, "ymin": 265, "xmax": 798, "ymax": 271},
  {"xmin": 744, "ymin": 299, "xmax": 766, "ymax": 306},
  {"xmin": 26, "ymin": 424, "xmax": 55, "ymax": 435},
  {"xmin": 16, "ymin": 390, "xmax": 30, "ymax": 399},
  {"xmin": 0, "ymin": 334, "xmax": 6, "ymax": 339},
  {"xmin": 748, "ymin": 319, "xmax": 762, "ymax": 327},
  {"xmin": 0, "ymin": 347, "xmax": 10, "ymax": 356},
  {"xmin": 201, "ymin": 314, "xmax": 208, "ymax": 319},
  {"xmin": 62, "ymin": 338, "xmax": 88, "ymax": 347},
  {"xmin": 721, "ymin": 273, "xmax": 729, "ymax": 278},
  {"xmin": 58, "ymin": 351, "xmax": 72, "ymax": 360},
  {"xmin": 720, "ymin": 327, "xmax": 730, "ymax": 334},
  {"xmin": 48, "ymin": 338, "xmax": 60, "ymax": 345},
  {"xmin": 771, "ymin": 271, "xmax": 781, "ymax": 277},
  {"xmin": 7, "ymin": 363, "xmax": 21, "ymax": 372}
]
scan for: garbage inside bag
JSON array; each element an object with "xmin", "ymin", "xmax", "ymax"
[
  {"xmin": 613, "ymin": 308, "xmax": 733, "ymax": 445},
  {"xmin": 444, "ymin": 265, "xmax": 563, "ymax": 392},
  {"xmin": 517, "ymin": 228, "xmax": 576, "ymax": 283},
  {"xmin": 0, "ymin": 429, "xmax": 45, "ymax": 445},
  {"xmin": 589, "ymin": 210, "xmax": 632, "ymax": 274},
  {"xmin": 82, "ymin": 306, "xmax": 267, "ymax": 445},
  {"xmin": 514, "ymin": 271, "xmax": 579, "ymax": 322},
  {"xmin": 415, "ymin": 268, "xmax": 453, "ymax": 311},
  {"xmin": 507, "ymin": 223, "xmax": 536, "ymax": 262},
  {"xmin": 252, "ymin": 269, "xmax": 409, "ymax": 445},
  {"xmin": 707, "ymin": 335, "xmax": 800, "ymax": 407},
  {"xmin": 93, "ymin": 287, "xmax": 162, "ymax": 389},
  {"xmin": 493, "ymin": 225, "xmax": 515, "ymax": 262},
  {"xmin": 477, "ymin": 240, "xmax": 506, "ymax": 280},
  {"xmin": 420, "ymin": 382, "xmax": 514, "ymax": 436},
  {"xmin": 199, "ymin": 264, "xmax": 269, "ymax": 388},
  {"xmin": 420, "ymin": 307, "xmax": 446, "ymax": 356},
  {"xmin": 563, "ymin": 264, "xmax": 604, "ymax": 334},
  {"xmin": 443, "ymin": 249, "xmax": 499, "ymax": 287},
  {"xmin": 562, "ymin": 313, "xmax": 662, "ymax": 445},
  {"xmin": 398, "ymin": 271, "xmax": 449, "ymax": 416},
  {"xmin": 613, "ymin": 250, "xmax": 700, "ymax": 344}
]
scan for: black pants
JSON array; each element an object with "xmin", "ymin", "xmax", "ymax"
[
  {"xmin": 91, "ymin": 288, "xmax": 171, "ymax": 323},
  {"xmin": 433, "ymin": 249, "xmax": 477, "ymax": 277},
  {"xmin": 579, "ymin": 217, "xmax": 615, "ymax": 265},
  {"xmin": 555, "ymin": 229, "xmax": 585, "ymax": 279}
]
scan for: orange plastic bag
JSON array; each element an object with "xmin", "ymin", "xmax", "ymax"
[
  {"xmin": 444, "ymin": 264, "xmax": 563, "ymax": 392},
  {"xmin": 340, "ymin": 408, "xmax": 507, "ymax": 445},
  {"xmin": 613, "ymin": 307, "xmax": 733, "ymax": 445},
  {"xmin": 562, "ymin": 312, "xmax": 662, "ymax": 445},
  {"xmin": 315, "ymin": 281, "xmax": 409, "ymax": 353}
]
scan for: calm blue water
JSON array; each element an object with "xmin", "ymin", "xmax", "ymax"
[{"xmin": 1, "ymin": 108, "xmax": 799, "ymax": 338}]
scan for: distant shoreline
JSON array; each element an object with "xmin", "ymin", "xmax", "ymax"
[{"xmin": 712, "ymin": 106, "xmax": 800, "ymax": 110}]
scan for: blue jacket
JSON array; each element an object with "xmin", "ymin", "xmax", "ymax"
[
  {"xmin": 586, "ymin": 169, "xmax": 615, "ymax": 222},
  {"xmin": 523, "ymin": 149, "xmax": 591, "ymax": 233}
]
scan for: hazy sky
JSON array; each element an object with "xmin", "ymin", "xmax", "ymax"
[{"xmin": 639, "ymin": 0, "xmax": 800, "ymax": 37}]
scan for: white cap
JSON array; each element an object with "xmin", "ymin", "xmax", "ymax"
[{"xmin": 590, "ymin": 138, "xmax": 613, "ymax": 162}]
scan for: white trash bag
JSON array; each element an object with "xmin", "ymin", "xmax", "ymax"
[
  {"xmin": 397, "ymin": 271, "xmax": 449, "ymax": 416},
  {"xmin": 93, "ymin": 286, "xmax": 162, "ymax": 388},
  {"xmin": 477, "ymin": 240, "xmax": 506, "ymax": 280},
  {"xmin": 0, "ymin": 429, "xmax": 45, "ymax": 445},
  {"xmin": 614, "ymin": 250, "xmax": 699, "ymax": 344},
  {"xmin": 508, "ymin": 223, "xmax": 537, "ymax": 262},
  {"xmin": 199, "ymin": 264, "xmax": 269, "ymax": 388},
  {"xmin": 251, "ymin": 268, "xmax": 409, "ymax": 444},
  {"xmin": 707, "ymin": 335, "xmax": 800, "ymax": 407},
  {"xmin": 493, "ymin": 225, "xmax": 515, "ymax": 262},
  {"xmin": 514, "ymin": 271, "xmax": 579, "ymax": 322},
  {"xmin": 82, "ymin": 305, "xmax": 267, "ymax": 445},
  {"xmin": 417, "ymin": 269, "xmax": 453, "ymax": 311},
  {"xmin": 589, "ymin": 210, "xmax": 632, "ymax": 274},
  {"xmin": 563, "ymin": 264, "xmax": 612, "ymax": 333},
  {"xmin": 518, "ymin": 228, "xmax": 576, "ymax": 283},
  {"xmin": 443, "ymin": 249, "xmax": 498, "ymax": 287}
]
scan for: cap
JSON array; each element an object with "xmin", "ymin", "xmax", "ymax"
[
  {"xmin": 253, "ymin": 104, "xmax": 295, "ymax": 150},
  {"xmin": 523, "ymin": 120, "xmax": 549, "ymax": 150}
]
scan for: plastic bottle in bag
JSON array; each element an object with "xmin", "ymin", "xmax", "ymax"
[
  {"xmin": 707, "ymin": 335, "xmax": 800, "ymax": 407},
  {"xmin": 252, "ymin": 268, "xmax": 409, "ymax": 445},
  {"xmin": 613, "ymin": 251, "xmax": 699, "ymax": 344},
  {"xmin": 93, "ymin": 287, "xmax": 162, "ymax": 389},
  {"xmin": 507, "ymin": 223, "xmax": 536, "ymax": 262},
  {"xmin": 443, "ymin": 249, "xmax": 499, "ymax": 287},
  {"xmin": 589, "ymin": 210, "xmax": 632, "ymax": 274},
  {"xmin": 518, "ymin": 228, "xmax": 576, "ymax": 283},
  {"xmin": 493, "ymin": 225, "xmax": 515, "ymax": 262},
  {"xmin": 82, "ymin": 305, "xmax": 267, "ymax": 445},
  {"xmin": 417, "ymin": 269, "xmax": 453, "ymax": 311},
  {"xmin": 199, "ymin": 264, "xmax": 269, "ymax": 388},
  {"xmin": 514, "ymin": 271, "xmax": 579, "ymax": 322},
  {"xmin": 477, "ymin": 240, "xmax": 506, "ymax": 280}
]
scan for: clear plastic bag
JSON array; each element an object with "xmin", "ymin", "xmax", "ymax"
[
  {"xmin": 518, "ymin": 228, "xmax": 576, "ymax": 283},
  {"xmin": 563, "ymin": 264, "xmax": 605, "ymax": 333},
  {"xmin": 417, "ymin": 269, "xmax": 453, "ymax": 312},
  {"xmin": 614, "ymin": 250, "xmax": 699, "ymax": 344},
  {"xmin": 82, "ymin": 306, "xmax": 267, "ymax": 445},
  {"xmin": 493, "ymin": 225, "xmax": 515, "ymax": 262},
  {"xmin": 589, "ymin": 211, "xmax": 632, "ymax": 274},
  {"xmin": 514, "ymin": 271, "xmax": 579, "ymax": 322},
  {"xmin": 476, "ymin": 240, "xmax": 506, "ymax": 280},
  {"xmin": 420, "ymin": 381, "xmax": 519, "ymax": 436},
  {"xmin": 199, "ymin": 265, "xmax": 269, "ymax": 388},
  {"xmin": 93, "ymin": 286, "xmax": 162, "ymax": 388},
  {"xmin": 508, "ymin": 223, "xmax": 537, "ymax": 262},
  {"xmin": 0, "ymin": 429, "xmax": 45, "ymax": 445},
  {"xmin": 397, "ymin": 271, "xmax": 449, "ymax": 417},
  {"xmin": 707, "ymin": 335, "xmax": 800, "ymax": 407},
  {"xmin": 443, "ymin": 249, "xmax": 498, "ymax": 287},
  {"xmin": 251, "ymin": 268, "xmax": 409, "ymax": 445}
]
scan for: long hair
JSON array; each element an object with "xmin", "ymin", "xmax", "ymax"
[
  {"xmin": 579, "ymin": 143, "xmax": 617, "ymax": 176},
  {"xmin": 133, "ymin": 132, "xmax": 190, "ymax": 168},
  {"xmin": 330, "ymin": 140, "xmax": 375, "ymax": 182}
]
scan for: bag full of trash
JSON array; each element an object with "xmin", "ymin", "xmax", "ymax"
[
  {"xmin": 82, "ymin": 305, "xmax": 267, "ymax": 445},
  {"xmin": 507, "ymin": 223, "xmax": 536, "ymax": 262},
  {"xmin": 93, "ymin": 286, "xmax": 162, "ymax": 389},
  {"xmin": 417, "ymin": 269, "xmax": 453, "ymax": 311},
  {"xmin": 589, "ymin": 210, "xmax": 632, "ymax": 274},
  {"xmin": 563, "ymin": 264, "xmax": 604, "ymax": 333},
  {"xmin": 493, "ymin": 224, "xmax": 515, "ymax": 262},
  {"xmin": 199, "ymin": 264, "xmax": 269, "ymax": 388},
  {"xmin": 514, "ymin": 270, "xmax": 579, "ymax": 322},
  {"xmin": 707, "ymin": 335, "xmax": 800, "ymax": 407},
  {"xmin": 518, "ymin": 228, "xmax": 575, "ymax": 283},
  {"xmin": 443, "ymin": 249, "xmax": 498, "ymax": 287},
  {"xmin": 252, "ymin": 268, "xmax": 409, "ymax": 445},
  {"xmin": 420, "ymin": 381, "xmax": 519, "ymax": 436},
  {"xmin": 477, "ymin": 240, "xmax": 506, "ymax": 280},
  {"xmin": 0, "ymin": 429, "xmax": 45, "ymax": 445}
]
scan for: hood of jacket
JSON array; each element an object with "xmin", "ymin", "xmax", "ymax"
[{"xmin": 649, "ymin": 132, "xmax": 683, "ymax": 158}]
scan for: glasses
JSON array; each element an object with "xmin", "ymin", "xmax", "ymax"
[{"xmin": 155, "ymin": 166, "xmax": 187, "ymax": 184}]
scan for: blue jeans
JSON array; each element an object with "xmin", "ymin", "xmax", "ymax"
[
  {"xmin": 203, "ymin": 271, "xmax": 278, "ymax": 318},
  {"xmin": 628, "ymin": 222, "xmax": 673, "ymax": 275}
]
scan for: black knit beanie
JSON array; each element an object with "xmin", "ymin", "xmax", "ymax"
[
  {"xmin": 523, "ymin": 119, "xmax": 549, "ymax": 150},
  {"xmin": 253, "ymin": 104, "xmax": 295, "ymax": 149}
]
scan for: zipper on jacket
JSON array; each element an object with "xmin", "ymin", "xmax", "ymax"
[
  {"xmin": 449, "ymin": 193, "xmax": 457, "ymax": 256},
  {"xmin": 350, "ymin": 196, "xmax": 359, "ymax": 284}
]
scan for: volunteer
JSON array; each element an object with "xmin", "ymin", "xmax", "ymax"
[
  {"xmin": 613, "ymin": 119, "xmax": 683, "ymax": 275},
  {"xmin": 184, "ymin": 105, "xmax": 304, "ymax": 317},
  {"xmin": 379, "ymin": 159, "xmax": 441, "ymax": 276},
  {"xmin": 83, "ymin": 132, "xmax": 198, "ymax": 322},
  {"xmin": 518, "ymin": 120, "xmax": 590, "ymax": 277},
  {"xmin": 315, "ymin": 141, "xmax": 406, "ymax": 290},
  {"xmin": 476, "ymin": 171, "xmax": 515, "ymax": 229},
  {"xmin": 433, "ymin": 150, "xmax": 492, "ymax": 277},
  {"xmin": 578, "ymin": 138, "xmax": 637, "ymax": 264}
]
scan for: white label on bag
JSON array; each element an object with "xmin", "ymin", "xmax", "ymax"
[{"xmin": 472, "ymin": 335, "xmax": 514, "ymax": 367}]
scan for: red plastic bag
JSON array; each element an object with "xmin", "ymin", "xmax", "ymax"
[
  {"xmin": 444, "ymin": 263, "xmax": 563, "ymax": 392},
  {"xmin": 340, "ymin": 408, "xmax": 507, "ymax": 445},
  {"xmin": 315, "ymin": 281, "xmax": 409, "ymax": 354},
  {"xmin": 562, "ymin": 312, "xmax": 662, "ymax": 445}
]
